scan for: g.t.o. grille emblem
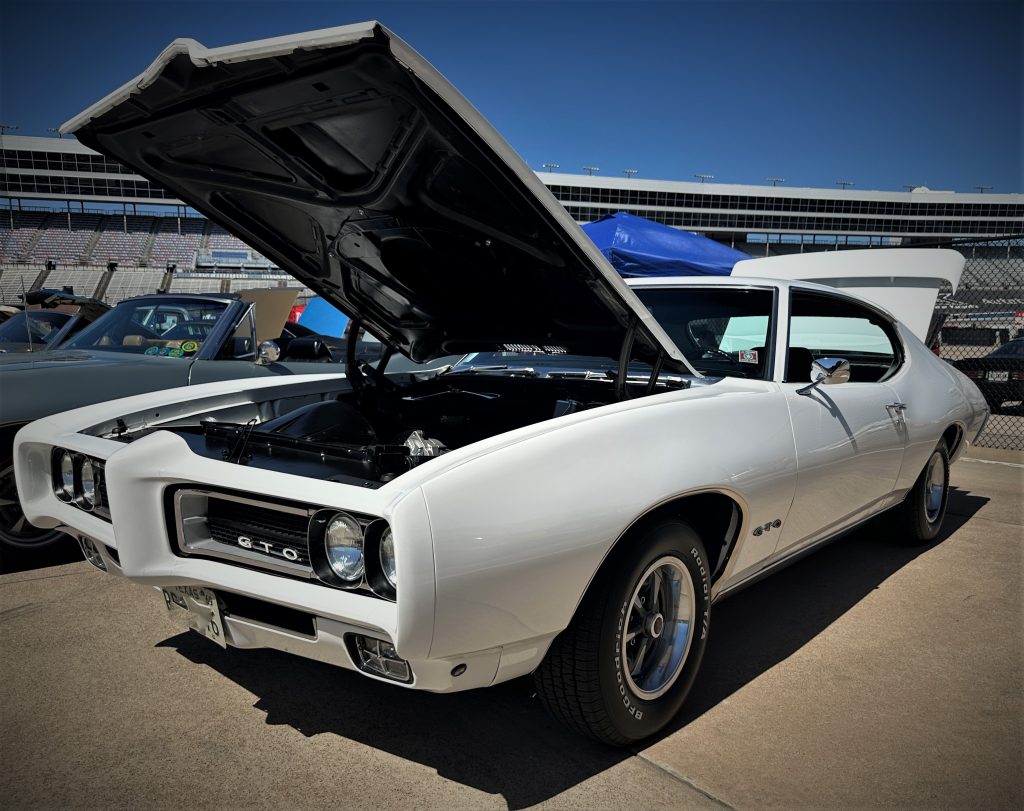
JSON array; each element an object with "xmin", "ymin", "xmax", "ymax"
[{"xmin": 236, "ymin": 534, "xmax": 301, "ymax": 561}]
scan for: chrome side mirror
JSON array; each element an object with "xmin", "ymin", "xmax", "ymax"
[
  {"xmin": 258, "ymin": 340, "xmax": 281, "ymax": 365},
  {"xmin": 798, "ymin": 357, "xmax": 850, "ymax": 395},
  {"xmin": 812, "ymin": 357, "xmax": 851, "ymax": 385}
]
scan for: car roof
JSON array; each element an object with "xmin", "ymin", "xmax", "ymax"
[
  {"xmin": 119, "ymin": 292, "xmax": 239, "ymax": 305},
  {"xmin": 627, "ymin": 275, "xmax": 837, "ymax": 293},
  {"xmin": 625, "ymin": 275, "xmax": 904, "ymax": 325}
]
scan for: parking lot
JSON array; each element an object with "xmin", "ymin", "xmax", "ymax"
[{"xmin": 1, "ymin": 448, "xmax": 1021, "ymax": 810}]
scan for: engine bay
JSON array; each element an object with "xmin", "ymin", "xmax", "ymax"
[{"xmin": 162, "ymin": 371, "xmax": 675, "ymax": 487}]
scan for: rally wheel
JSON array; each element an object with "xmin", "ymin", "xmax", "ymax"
[
  {"xmin": 891, "ymin": 441, "xmax": 950, "ymax": 544},
  {"xmin": 535, "ymin": 520, "xmax": 711, "ymax": 745}
]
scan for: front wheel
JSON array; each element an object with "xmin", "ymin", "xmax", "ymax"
[
  {"xmin": 534, "ymin": 521, "xmax": 711, "ymax": 745},
  {"xmin": 0, "ymin": 455, "xmax": 67, "ymax": 555}
]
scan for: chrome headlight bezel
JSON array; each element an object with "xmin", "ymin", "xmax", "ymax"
[
  {"xmin": 56, "ymin": 450, "xmax": 76, "ymax": 502},
  {"xmin": 379, "ymin": 528, "xmax": 397, "ymax": 588},
  {"xmin": 77, "ymin": 458, "xmax": 97, "ymax": 511},
  {"xmin": 51, "ymin": 448, "xmax": 106, "ymax": 516},
  {"xmin": 307, "ymin": 510, "xmax": 395, "ymax": 600},
  {"xmin": 323, "ymin": 511, "xmax": 365, "ymax": 582}
]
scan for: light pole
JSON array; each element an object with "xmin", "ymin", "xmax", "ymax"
[
  {"xmin": 974, "ymin": 185, "xmax": 993, "ymax": 194},
  {"xmin": 541, "ymin": 162, "xmax": 559, "ymax": 173},
  {"xmin": 835, "ymin": 180, "xmax": 854, "ymax": 190},
  {"xmin": 582, "ymin": 166, "xmax": 600, "ymax": 176},
  {"xmin": 622, "ymin": 168, "xmax": 638, "ymax": 179},
  {"xmin": 47, "ymin": 127, "xmax": 63, "ymax": 139},
  {"xmin": 766, "ymin": 177, "xmax": 785, "ymax": 187},
  {"xmin": 694, "ymin": 174, "xmax": 714, "ymax": 183}
]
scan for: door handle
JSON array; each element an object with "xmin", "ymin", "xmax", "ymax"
[{"xmin": 886, "ymin": 402, "xmax": 908, "ymax": 422}]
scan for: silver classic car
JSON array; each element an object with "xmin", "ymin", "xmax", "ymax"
[{"xmin": 15, "ymin": 23, "xmax": 988, "ymax": 745}]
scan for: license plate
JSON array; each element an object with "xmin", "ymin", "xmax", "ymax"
[
  {"xmin": 163, "ymin": 585, "xmax": 227, "ymax": 648},
  {"xmin": 987, "ymin": 371, "xmax": 1009, "ymax": 382}
]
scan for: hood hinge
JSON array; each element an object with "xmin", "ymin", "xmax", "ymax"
[{"xmin": 615, "ymin": 317, "xmax": 639, "ymax": 401}]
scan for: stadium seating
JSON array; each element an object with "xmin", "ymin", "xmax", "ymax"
[
  {"xmin": 223, "ymin": 279, "xmax": 286, "ymax": 291},
  {"xmin": 103, "ymin": 269, "xmax": 166, "ymax": 303},
  {"xmin": 0, "ymin": 267, "xmax": 45, "ymax": 303},
  {"xmin": 207, "ymin": 226, "xmax": 249, "ymax": 252},
  {"xmin": 168, "ymin": 276, "xmax": 224, "ymax": 295},
  {"xmin": 0, "ymin": 211, "xmax": 49, "ymax": 260},
  {"xmin": 962, "ymin": 258, "xmax": 1023, "ymax": 289},
  {"xmin": 42, "ymin": 269, "xmax": 104, "ymax": 298},
  {"xmin": 30, "ymin": 214, "xmax": 101, "ymax": 262},
  {"xmin": 90, "ymin": 216, "xmax": 154, "ymax": 265},
  {"xmin": 149, "ymin": 218, "xmax": 207, "ymax": 268}
]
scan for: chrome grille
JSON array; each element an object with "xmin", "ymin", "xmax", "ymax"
[
  {"xmin": 172, "ymin": 489, "xmax": 316, "ymax": 579},
  {"xmin": 206, "ymin": 498, "xmax": 312, "ymax": 567},
  {"xmin": 170, "ymin": 488, "xmax": 379, "ymax": 583}
]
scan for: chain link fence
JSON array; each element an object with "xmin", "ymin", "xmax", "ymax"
[{"xmin": 922, "ymin": 235, "xmax": 1024, "ymax": 450}]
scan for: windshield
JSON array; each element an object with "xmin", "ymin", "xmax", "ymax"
[
  {"xmin": 450, "ymin": 286, "xmax": 775, "ymax": 381},
  {"xmin": 0, "ymin": 311, "xmax": 72, "ymax": 346},
  {"xmin": 63, "ymin": 297, "xmax": 230, "ymax": 356}
]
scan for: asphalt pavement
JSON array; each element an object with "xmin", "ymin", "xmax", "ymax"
[{"xmin": 1, "ymin": 448, "xmax": 1021, "ymax": 810}]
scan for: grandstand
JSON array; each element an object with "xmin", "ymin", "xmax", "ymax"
[
  {"xmin": 91, "ymin": 215, "xmax": 153, "ymax": 265},
  {"xmin": 1, "ymin": 134, "xmax": 1022, "ymax": 306},
  {"xmin": 150, "ymin": 217, "xmax": 206, "ymax": 267},
  {"xmin": 29, "ymin": 213, "xmax": 99, "ymax": 263},
  {"xmin": 103, "ymin": 268, "xmax": 167, "ymax": 303},
  {"xmin": 168, "ymin": 275, "xmax": 225, "ymax": 295},
  {"xmin": 0, "ymin": 266, "xmax": 43, "ymax": 302}
]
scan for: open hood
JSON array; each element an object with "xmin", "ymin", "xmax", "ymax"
[{"xmin": 64, "ymin": 22, "xmax": 690, "ymax": 370}]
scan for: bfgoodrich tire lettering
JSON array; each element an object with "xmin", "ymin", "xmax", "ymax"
[{"xmin": 534, "ymin": 521, "xmax": 711, "ymax": 745}]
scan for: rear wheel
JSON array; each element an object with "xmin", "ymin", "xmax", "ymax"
[
  {"xmin": 891, "ymin": 442, "xmax": 950, "ymax": 544},
  {"xmin": 534, "ymin": 521, "xmax": 711, "ymax": 745}
]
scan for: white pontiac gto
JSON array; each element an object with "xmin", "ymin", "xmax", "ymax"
[{"xmin": 15, "ymin": 23, "xmax": 988, "ymax": 745}]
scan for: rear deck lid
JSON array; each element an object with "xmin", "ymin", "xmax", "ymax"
[{"xmin": 63, "ymin": 22, "xmax": 690, "ymax": 368}]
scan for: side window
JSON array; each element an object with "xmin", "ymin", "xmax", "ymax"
[{"xmin": 787, "ymin": 291, "xmax": 900, "ymax": 383}]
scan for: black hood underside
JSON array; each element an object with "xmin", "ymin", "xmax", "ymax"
[{"xmin": 69, "ymin": 25, "xmax": 675, "ymax": 365}]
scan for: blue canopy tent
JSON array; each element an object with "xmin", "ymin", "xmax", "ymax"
[
  {"xmin": 297, "ymin": 296, "xmax": 349, "ymax": 337},
  {"xmin": 582, "ymin": 212, "xmax": 749, "ymax": 277}
]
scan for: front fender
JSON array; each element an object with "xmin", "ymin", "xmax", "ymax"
[{"xmin": 419, "ymin": 382, "xmax": 796, "ymax": 660}]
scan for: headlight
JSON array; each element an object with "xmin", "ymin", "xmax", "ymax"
[
  {"xmin": 379, "ymin": 528, "xmax": 396, "ymax": 588},
  {"xmin": 57, "ymin": 451, "xmax": 75, "ymax": 502},
  {"xmin": 79, "ymin": 458, "xmax": 97, "ymax": 508},
  {"xmin": 324, "ymin": 512, "xmax": 363, "ymax": 581}
]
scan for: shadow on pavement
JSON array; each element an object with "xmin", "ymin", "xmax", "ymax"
[
  {"xmin": 1, "ymin": 537, "xmax": 82, "ymax": 574},
  {"xmin": 159, "ymin": 486, "xmax": 988, "ymax": 809}
]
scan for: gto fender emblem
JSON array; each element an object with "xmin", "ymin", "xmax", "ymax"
[
  {"xmin": 236, "ymin": 535, "xmax": 300, "ymax": 561},
  {"xmin": 753, "ymin": 519, "xmax": 783, "ymax": 537}
]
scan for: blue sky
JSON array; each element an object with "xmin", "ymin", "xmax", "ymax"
[{"xmin": 1, "ymin": 0, "xmax": 1021, "ymax": 193}]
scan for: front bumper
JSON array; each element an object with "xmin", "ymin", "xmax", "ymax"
[{"xmin": 14, "ymin": 420, "xmax": 511, "ymax": 693}]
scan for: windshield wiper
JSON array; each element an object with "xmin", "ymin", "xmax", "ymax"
[
  {"xmin": 447, "ymin": 365, "xmax": 539, "ymax": 377},
  {"xmin": 545, "ymin": 370, "xmax": 614, "ymax": 380}
]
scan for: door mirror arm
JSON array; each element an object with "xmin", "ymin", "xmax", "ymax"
[{"xmin": 797, "ymin": 357, "xmax": 851, "ymax": 396}]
